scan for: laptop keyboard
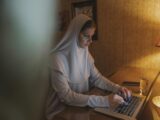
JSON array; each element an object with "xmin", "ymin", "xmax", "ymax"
[{"xmin": 113, "ymin": 96, "xmax": 141, "ymax": 116}]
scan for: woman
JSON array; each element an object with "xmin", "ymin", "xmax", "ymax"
[{"xmin": 46, "ymin": 14, "xmax": 131, "ymax": 120}]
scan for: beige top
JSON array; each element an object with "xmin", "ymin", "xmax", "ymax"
[{"xmin": 46, "ymin": 14, "xmax": 121, "ymax": 120}]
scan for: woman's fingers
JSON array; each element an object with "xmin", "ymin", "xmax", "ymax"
[
  {"xmin": 109, "ymin": 94, "xmax": 129, "ymax": 107},
  {"xmin": 114, "ymin": 94, "xmax": 125, "ymax": 104},
  {"xmin": 120, "ymin": 87, "xmax": 132, "ymax": 101}
]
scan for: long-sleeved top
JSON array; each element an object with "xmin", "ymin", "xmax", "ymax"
[{"xmin": 45, "ymin": 52, "xmax": 121, "ymax": 120}]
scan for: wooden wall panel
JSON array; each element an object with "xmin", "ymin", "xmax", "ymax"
[{"xmin": 90, "ymin": 0, "xmax": 160, "ymax": 75}]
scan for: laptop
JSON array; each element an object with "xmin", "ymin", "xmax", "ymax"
[{"xmin": 94, "ymin": 93, "xmax": 146, "ymax": 120}]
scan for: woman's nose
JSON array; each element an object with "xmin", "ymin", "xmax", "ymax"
[{"xmin": 88, "ymin": 37, "xmax": 93, "ymax": 43}]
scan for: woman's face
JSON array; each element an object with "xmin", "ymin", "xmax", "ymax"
[{"xmin": 78, "ymin": 27, "xmax": 95, "ymax": 48}]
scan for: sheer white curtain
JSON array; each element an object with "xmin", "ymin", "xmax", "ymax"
[{"xmin": 0, "ymin": 0, "xmax": 58, "ymax": 120}]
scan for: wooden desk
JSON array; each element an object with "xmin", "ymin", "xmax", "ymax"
[
  {"xmin": 53, "ymin": 67, "xmax": 160, "ymax": 120},
  {"xmin": 139, "ymin": 72, "xmax": 160, "ymax": 120}
]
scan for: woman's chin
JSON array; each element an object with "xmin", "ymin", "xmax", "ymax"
[{"xmin": 79, "ymin": 44, "xmax": 89, "ymax": 48}]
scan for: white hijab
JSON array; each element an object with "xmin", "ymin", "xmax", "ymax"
[{"xmin": 51, "ymin": 14, "xmax": 92, "ymax": 92}]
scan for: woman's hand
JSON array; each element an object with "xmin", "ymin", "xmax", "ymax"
[
  {"xmin": 118, "ymin": 87, "xmax": 132, "ymax": 101},
  {"xmin": 108, "ymin": 94, "xmax": 127, "ymax": 107}
]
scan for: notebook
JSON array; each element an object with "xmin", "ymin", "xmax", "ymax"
[{"xmin": 94, "ymin": 93, "xmax": 146, "ymax": 120}]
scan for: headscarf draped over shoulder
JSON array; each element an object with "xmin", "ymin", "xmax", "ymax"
[{"xmin": 50, "ymin": 14, "xmax": 93, "ymax": 87}]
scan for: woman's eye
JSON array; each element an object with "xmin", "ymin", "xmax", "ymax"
[{"xmin": 83, "ymin": 35, "xmax": 89, "ymax": 40}]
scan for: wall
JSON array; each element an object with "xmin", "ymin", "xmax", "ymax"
[
  {"xmin": 57, "ymin": 0, "xmax": 160, "ymax": 75},
  {"xmin": 53, "ymin": 0, "xmax": 72, "ymax": 46},
  {"xmin": 90, "ymin": 0, "xmax": 160, "ymax": 75}
]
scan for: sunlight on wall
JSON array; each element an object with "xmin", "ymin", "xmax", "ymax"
[
  {"xmin": 137, "ymin": 1, "xmax": 160, "ymax": 24},
  {"xmin": 122, "ymin": 0, "xmax": 160, "ymax": 69},
  {"xmin": 129, "ymin": 52, "xmax": 160, "ymax": 70},
  {"xmin": 123, "ymin": 0, "xmax": 160, "ymax": 24}
]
